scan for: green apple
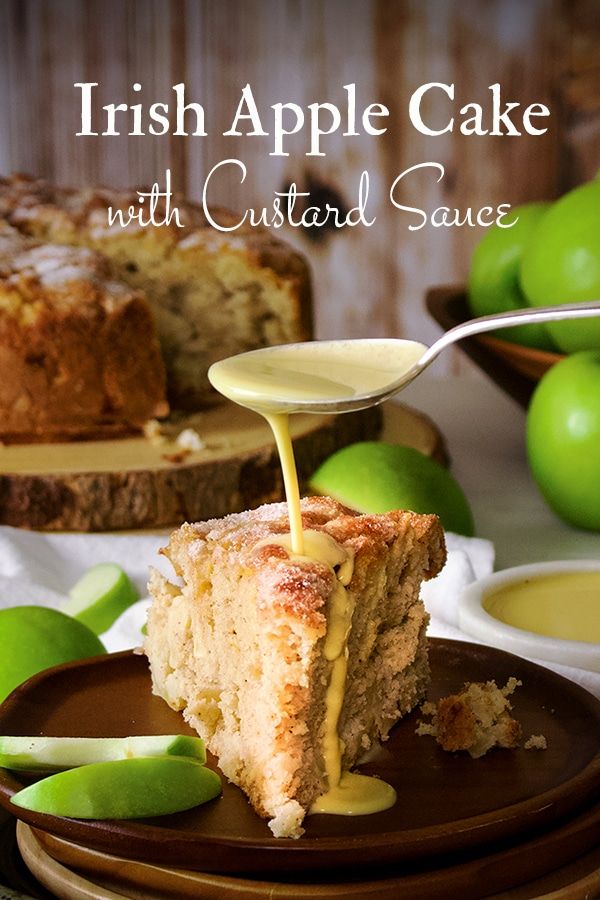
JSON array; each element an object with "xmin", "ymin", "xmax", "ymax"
[
  {"xmin": 0, "ymin": 734, "xmax": 206, "ymax": 773},
  {"xmin": 62, "ymin": 563, "xmax": 138, "ymax": 635},
  {"xmin": 526, "ymin": 351, "xmax": 600, "ymax": 530},
  {"xmin": 10, "ymin": 756, "xmax": 221, "ymax": 818},
  {"xmin": 520, "ymin": 180, "xmax": 600, "ymax": 352},
  {"xmin": 0, "ymin": 607, "xmax": 105, "ymax": 704},
  {"xmin": 468, "ymin": 202, "xmax": 556, "ymax": 350},
  {"xmin": 309, "ymin": 442, "xmax": 475, "ymax": 536}
]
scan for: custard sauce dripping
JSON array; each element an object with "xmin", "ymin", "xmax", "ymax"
[
  {"xmin": 257, "ymin": 529, "xmax": 396, "ymax": 815},
  {"xmin": 264, "ymin": 413, "xmax": 304, "ymax": 554},
  {"xmin": 209, "ymin": 350, "xmax": 400, "ymax": 815}
]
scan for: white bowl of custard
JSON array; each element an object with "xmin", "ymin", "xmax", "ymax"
[{"xmin": 458, "ymin": 560, "xmax": 600, "ymax": 673}]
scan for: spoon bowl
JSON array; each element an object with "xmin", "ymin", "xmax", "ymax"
[{"xmin": 208, "ymin": 300, "xmax": 600, "ymax": 415}]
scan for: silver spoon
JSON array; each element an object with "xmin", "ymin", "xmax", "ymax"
[{"xmin": 208, "ymin": 300, "xmax": 600, "ymax": 414}]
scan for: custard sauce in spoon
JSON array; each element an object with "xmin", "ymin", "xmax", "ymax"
[
  {"xmin": 208, "ymin": 338, "xmax": 426, "ymax": 420},
  {"xmin": 209, "ymin": 299, "xmax": 600, "ymax": 415}
]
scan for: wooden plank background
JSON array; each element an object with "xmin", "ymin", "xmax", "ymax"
[{"xmin": 0, "ymin": 0, "xmax": 598, "ymax": 373}]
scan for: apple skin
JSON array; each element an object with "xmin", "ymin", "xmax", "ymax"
[
  {"xmin": 10, "ymin": 756, "xmax": 222, "ymax": 819},
  {"xmin": 0, "ymin": 607, "xmax": 105, "ymax": 703},
  {"xmin": 309, "ymin": 442, "xmax": 475, "ymax": 536},
  {"xmin": 0, "ymin": 734, "xmax": 206, "ymax": 772},
  {"xmin": 526, "ymin": 351, "xmax": 600, "ymax": 531},
  {"xmin": 520, "ymin": 181, "xmax": 600, "ymax": 353},
  {"xmin": 468, "ymin": 201, "xmax": 555, "ymax": 350}
]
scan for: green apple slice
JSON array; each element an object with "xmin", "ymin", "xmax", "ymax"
[
  {"xmin": 10, "ymin": 756, "xmax": 221, "ymax": 819},
  {"xmin": 62, "ymin": 563, "xmax": 139, "ymax": 635},
  {"xmin": 0, "ymin": 734, "xmax": 206, "ymax": 773}
]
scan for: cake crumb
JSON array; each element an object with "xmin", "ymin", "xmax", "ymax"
[
  {"xmin": 143, "ymin": 418, "xmax": 168, "ymax": 446},
  {"xmin": 176, "ymin": 427, "xmax": 206, "ymax": 451},
  {"xmin": 161, "ymin": 449, "xmax": 191, "ymax": 464},
  {"xmin": 416, "ymin": 678, "xmax": 523, "ymax": 758},
  {"xmin": 525, "ymin": 734, "xmax": 547, "ymax": 750},
  {"xmin": 145, "ymin": 418, "xmax": 205, "ymax": 457}
]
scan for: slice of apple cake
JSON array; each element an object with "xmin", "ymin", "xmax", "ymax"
[{"xmin": 144, "ymin": 496, "xmax": 445, "ymax": 838}]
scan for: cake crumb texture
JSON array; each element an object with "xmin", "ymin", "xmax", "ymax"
[
  {"xmin": 524, "ymin": 734, "xmax": 547, "ymax": 750},
  {"xmin": 416, "ymin": 677, "xmax": 526, "ymax": 758},
  {"xmin": 145, "ymin": 496, "xmax": 446, "ymax": 837}
]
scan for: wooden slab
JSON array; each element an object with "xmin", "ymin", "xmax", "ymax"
[
  {"xmin": 0, "ymin": 402, "xmax": 445, "ymax": 532},
  {"xmin": 382, "ymin": 402, "xmax": 448, "ymax": 465}
]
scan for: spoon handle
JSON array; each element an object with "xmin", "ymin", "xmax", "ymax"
[{"xmin": 418, "ymin": 299, "xmax": 600, "ymax": 369}]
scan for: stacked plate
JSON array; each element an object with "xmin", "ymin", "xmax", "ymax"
[{"xmin": 1, "ymin": 642, "xmax": 600, "ymax": 899}]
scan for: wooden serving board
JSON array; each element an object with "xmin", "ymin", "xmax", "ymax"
[{"xmin": 0, "ymin": 402, "xmax": 445, "ymax": 532}]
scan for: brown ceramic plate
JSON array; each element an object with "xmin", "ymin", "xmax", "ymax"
[
  {"xmin": 17, "ymin": 823, "xmax": 126, "ymax": 900},
  {"xmin": 0, "ymin": 642, "xmax": 599, "ymax": 877},
  {"xmin": 426, "ymin": 287, "xmax": 564, "ymax": 408},
  {"xmin": 21, "ymin": 807, "xmax": 600, "ymax": 900}
]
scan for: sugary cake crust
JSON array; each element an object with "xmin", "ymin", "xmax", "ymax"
[
  {"xmin": 145, "ymin": 497, "xmax": 446, "ymax": 837},
  {"xmin": 0, "ymin": 173, "xmax": 313, "ymax": 409},
  {"xmin": 0, "ymin": 221, "xmax": 167, "ymax": 441},
  {"xmin": 168, "ymin": 496, "xmax": 446, "ymax": 631}
]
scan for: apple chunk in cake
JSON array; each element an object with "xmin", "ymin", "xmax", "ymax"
[{"xmin": 144, "ymin": 496, "xmax": 445, "ymax": 838}]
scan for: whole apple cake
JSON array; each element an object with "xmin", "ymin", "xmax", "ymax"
[
  {"xmin": 0, "ymin": 173, "xmax": 312, "ymax": 410},
  {"xmin": 144, "ymin": 496, "xmax": 446, "ymax": 838}
]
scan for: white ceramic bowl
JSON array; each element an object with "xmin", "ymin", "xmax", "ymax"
[{"xmin": 458, "ymin": 560, "xmax": 600, "ymax": 673}]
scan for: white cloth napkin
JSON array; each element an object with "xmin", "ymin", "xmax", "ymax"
[
  {"xmin": 0, "ymin": 525, "xmax": 598, "ymax": 699},
  {"xmin": 0, "ymin": 526, "xmax": 167, "ymax": 655}
]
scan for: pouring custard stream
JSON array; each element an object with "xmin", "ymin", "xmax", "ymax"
[
  {"xmin": 208, "ymin": 339, "xmax": 426, "ymax": 555},
  {"xmin": 208, "ymin": 341, "xmax": 421, "ymax": 815}
]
